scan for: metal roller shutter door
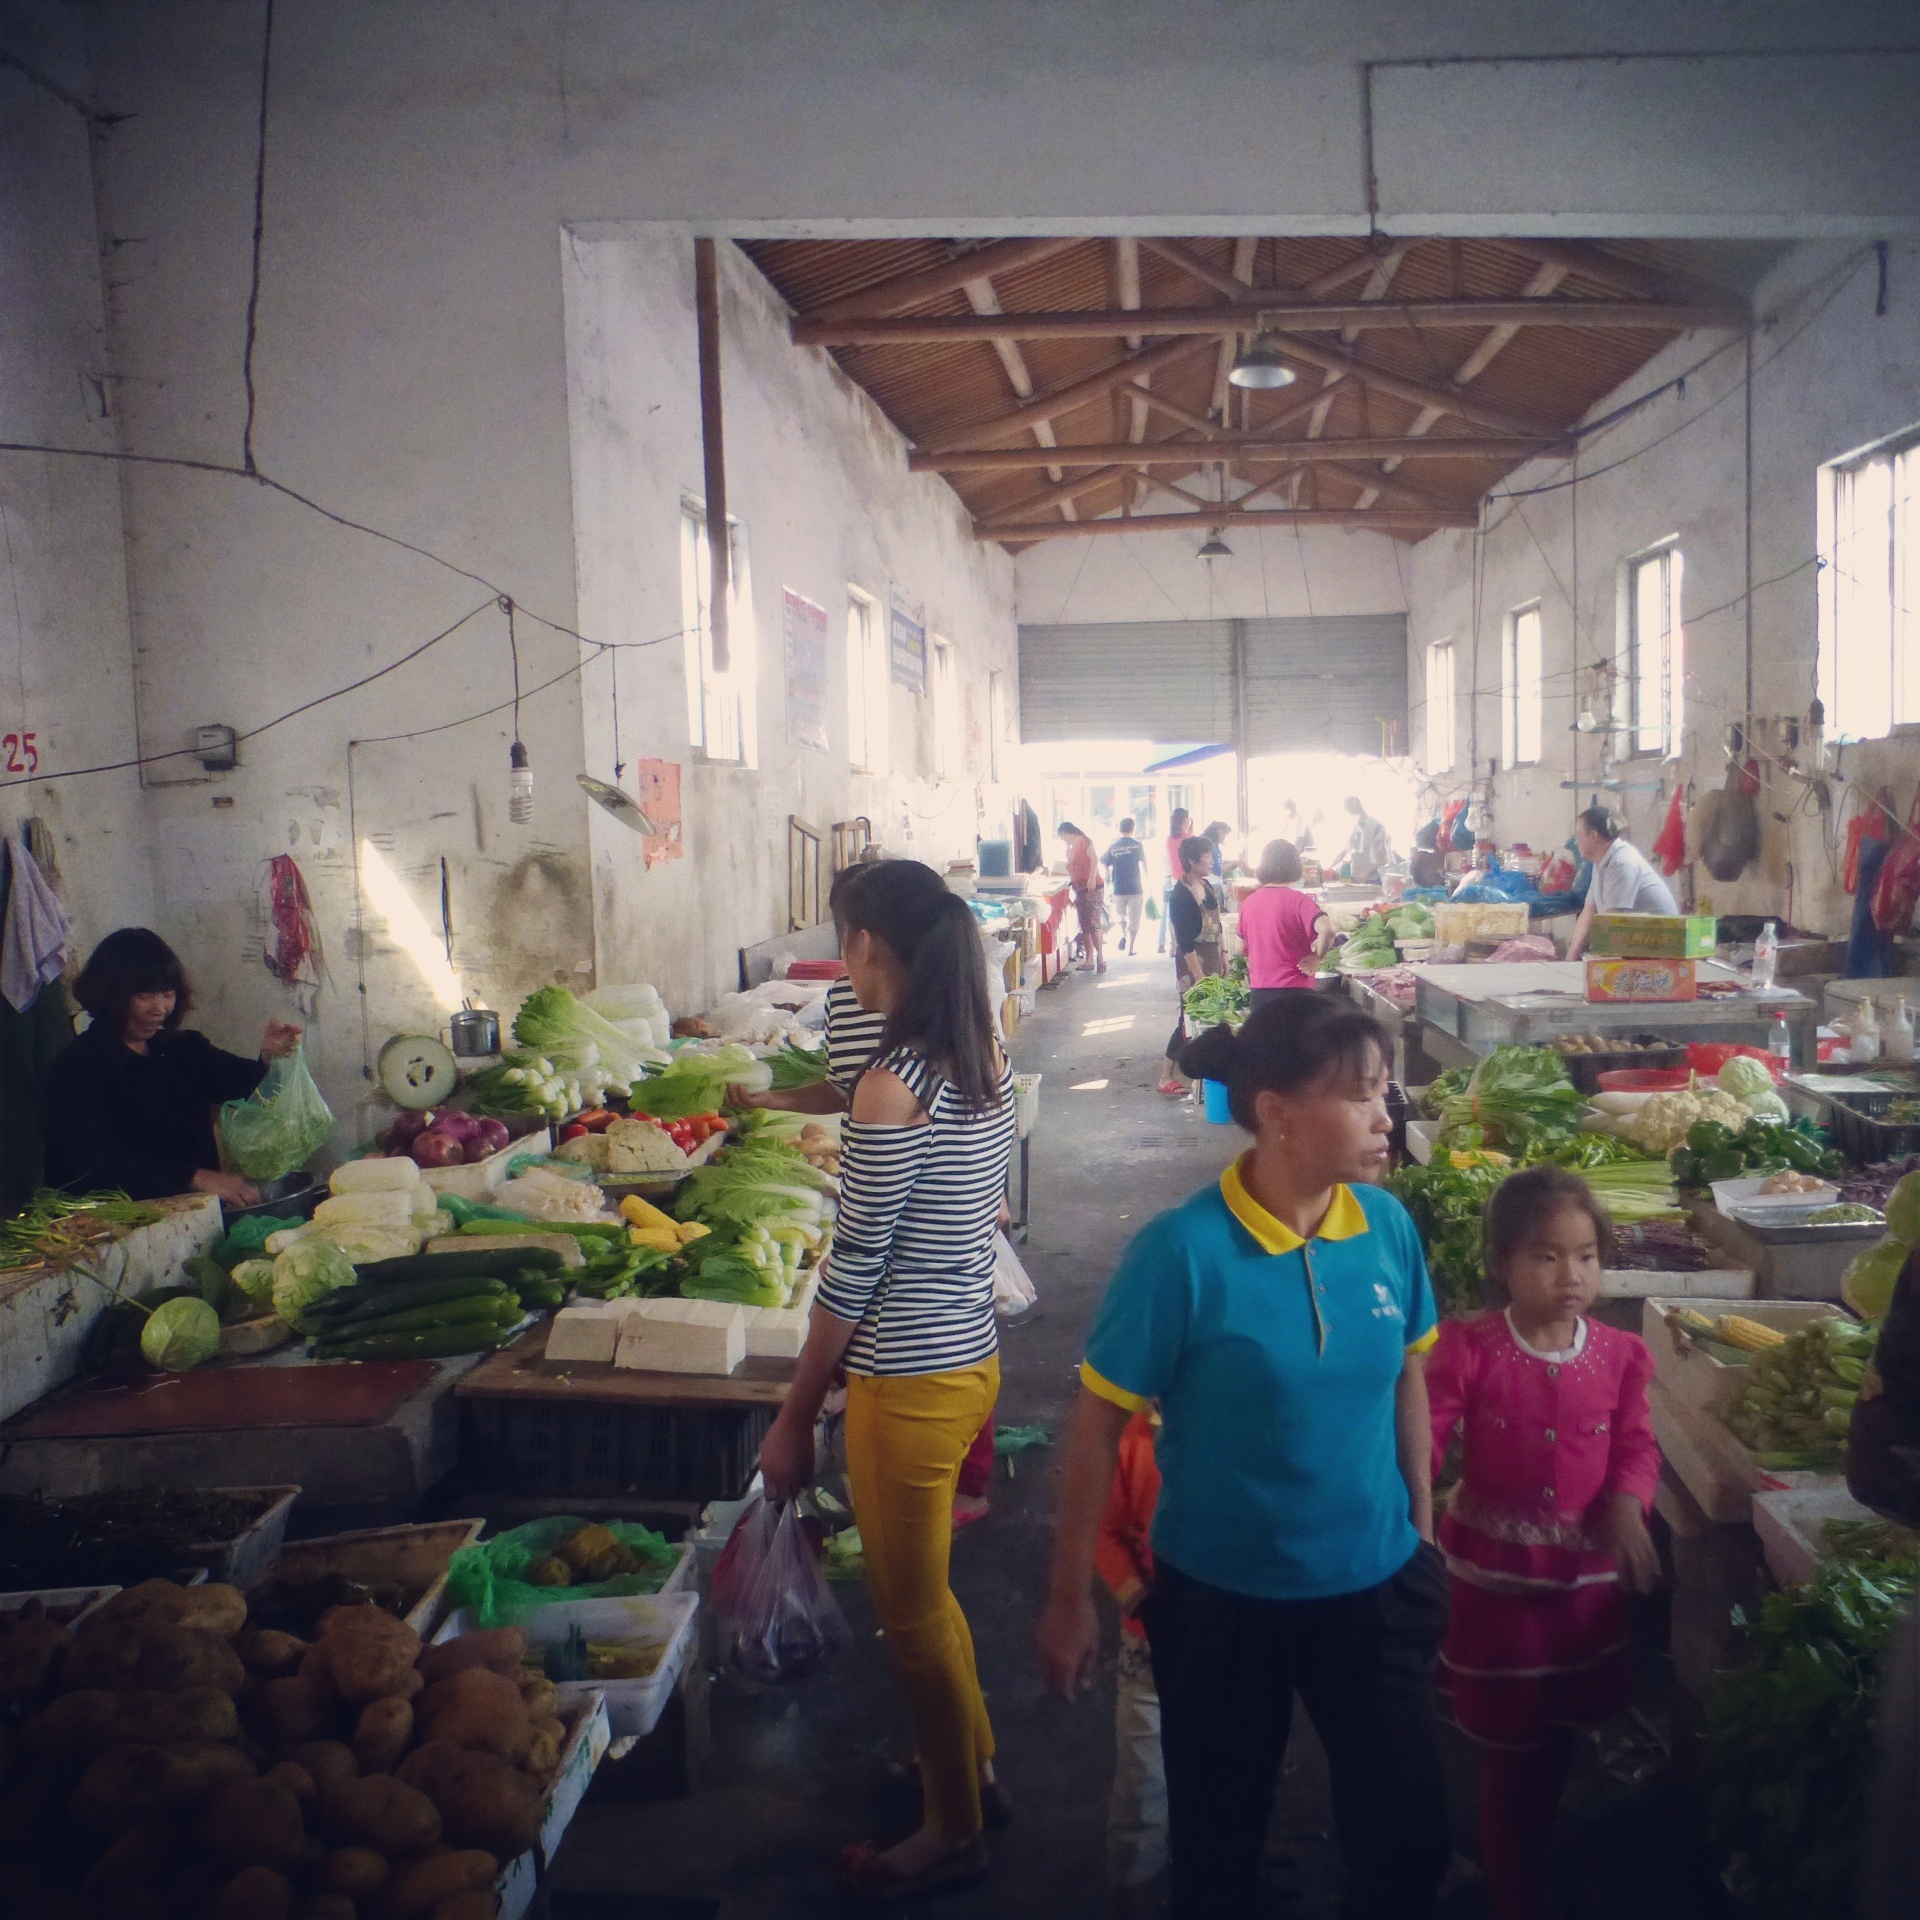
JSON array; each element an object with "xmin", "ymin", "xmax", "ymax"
[
  {"xmin": 1241, "ymin": 615, "xmax": 1408, "ymax": 758},
  {"xmin": 1018, "ymin": 615, "xmax": 1405, "ymax": 753},
  {"xmin": 1017, "ymin": 620, "xmax": 1233, "ymax": 742}
]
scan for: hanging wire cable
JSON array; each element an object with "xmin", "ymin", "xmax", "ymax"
[{"xmin": 240, "ymin": 0, "xmax": 276, "ymax": 475}]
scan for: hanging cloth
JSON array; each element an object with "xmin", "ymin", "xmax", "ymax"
[
  {"xmin": 1, "ymin": 833, "xmax": 71, "ymax": 1013},
  {"xmin": 1844, "ymin": 789, "xmax": 1894, "ymax": 896},
  {"xmin": 1649, "ymin": 787, "xmax": 1688, "ymax": 876}
]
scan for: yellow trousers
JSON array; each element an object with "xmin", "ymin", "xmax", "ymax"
[{"xmin": 844, "ymin": 1357, "xmax": 999, "ymax": 1842}]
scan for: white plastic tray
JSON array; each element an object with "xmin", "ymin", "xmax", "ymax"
[
  {"xmin": 1710, "ymin": 1174, "xmax": 1839, "ymax": 1214},
  {"xmin": 438, "ymin": 1589, "xmax": 699, "ymax": 1739}
]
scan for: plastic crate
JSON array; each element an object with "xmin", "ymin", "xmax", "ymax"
[
  {"xmin": 461, "ymin": 1396, "xmax": 771, "ymax": 1504},
  {"xmin": 1554, "ymin": 1046, "xmax": 1689, "ymax": 1096},
  {"xmin": 1823, "ymin": 1088, "xmax": 1920, "ymax": 1161}
]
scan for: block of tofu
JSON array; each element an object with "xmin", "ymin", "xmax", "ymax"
[
  {"xmin": 743, "ymin": 1271, "xmax": 819, "ymax": 1359},
  {"xmin": 614, "ymin": 1297, "xmax": 745, "ymax": 1376},
  {"xmin": 544, "ymin": 1300, "xmax": 636, "ymax": 1364}
]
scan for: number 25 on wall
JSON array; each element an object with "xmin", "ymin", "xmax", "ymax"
[{"xmin": 2, "ymin": 734, "xmax": 40, "ymax": 775}]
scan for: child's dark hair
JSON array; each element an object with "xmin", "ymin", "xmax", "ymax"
[
  {"xmin": 1481, "ymin": 1167, "xmax": 1615, "ymax": 1307},
  {"xmin": 836, "ymin": 858, "xmax": 1002, "ymax": 1109},
  {"xmin": 1178, "ymin": 993, "xmax": 1387, "ymax": 1130}
]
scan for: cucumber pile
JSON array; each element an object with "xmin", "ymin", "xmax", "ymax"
[{"xmin": 303, "ymin": 1246, "xmax": 568, "ymax": 1360}]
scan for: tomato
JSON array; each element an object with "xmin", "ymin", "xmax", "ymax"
[{"xmin": 558, "ymin": 1123, "xmax": 589, "ymax": 1143}]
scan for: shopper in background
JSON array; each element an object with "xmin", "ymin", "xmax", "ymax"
[
  {"xmin": 1158, "ymin": 836, "xmax": 1223, "ymax": 1099},
  {"xmin": 1201, "ymin": 819, "xmax": 1239, "ymax": 879},
  {"xmin": 1565, "ymin": 805, "xmax": 1680, "ymax": 959},
  {"xmin": 1158, "ymin": 807, "xmax": 1192, "ymax": 955},
  {"xmin": 1238, "ymin": 839, "xmax": 1334, "ymax": 1009},
  {"xmin": 1426, "ymin": 1168, "xmax": 1661, "ymax": 1920},
  {"xmin": 1282, "ymin": 797, "xmax": 1315, "ymax": 854},
  {"xmin": 1098, "ymin": 1406, "xmax": 1169, "ymax": 1917},
  {"xmin": 759, "ymin": 859, "xmax": 1017, "ymax": 1901},
  {"xmin": 1059, "ymin": 820, "xmax": 1107, "ymax": 973},
  {"xmin": 1038, "ymin": 994, "xmax": 1451, "ymax": 1920},
  {"xmin": 1342, "ymin": 795, "xmax": 1392, "ymax": 884},
  {"xmin": 44, "ymin": 927, "xmax": 302, "ymax": 1205},
  {"xmin": 1103, "ymin": 817, "xmax": 1148, "ymax": 956}
]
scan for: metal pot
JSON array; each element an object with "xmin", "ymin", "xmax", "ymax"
[{"xmin": 449, "ymin": 1008, "xmax": 500, "ymax": 1057}]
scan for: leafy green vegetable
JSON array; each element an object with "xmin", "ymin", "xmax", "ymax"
[
  {"xmin": 1387, "ymin": 1157, "xmax": 1506, "ymax": 1315},
  {"xmin": 0, "ymin": 1189, "xmax": 163, "ymax": 1273},
  {"xmin": 1183, "ymin": 973, "xmax": 1250, "ymax": 1025},
  {"xmin": 140, "ymin": 1295, "xmax": 221, "ymax": 1371},
  {"xmin": 514, "ymin": 984, "xmax": 666, "ymax": 1085},
  {"xmin": 1708, "ymin": 1540, "xmax": 1918, "ymax": 1917},
  {"xmin": 1841, "ymin": 1236, "xmax": 1905, "ymax": 1321},
  {"xmin": 1718, "ymin": 1055, "xmax": 1776, "ymax": 1103},
  {"xmin": 271, "ymin": 1238, "xmax": 357, "ymax": 1332},
  {"xmin": 1723, "ymin": 1316, "xmax": 1879, "ymax": 1468},
  {"xmin": 675, "ymin": 1144, "xmax": 833, "ymax": 1230},
  {"xmin": 630, "ymin": 1044, "xmax": 771, "ymax": 1117},
  {"xmin": 1436, "ymin": 1046, "xmax": 1585, "ymax": 1151},
  {"xmin": 767, "ymin": 1041, "xmax": 830, "ymax": 1090},
  {"xmin": 229, "ymin": 1258, "xmax": 279, "ymax": 1311}
]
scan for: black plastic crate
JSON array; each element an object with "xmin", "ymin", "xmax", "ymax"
[
  {"xmin": 461, "ymin": 1396, "xmax": 770, "ymax": 1504},
  {"xmin": 1824, "ymin": 1090, "xmax": 1920, "ymax": 1164}
]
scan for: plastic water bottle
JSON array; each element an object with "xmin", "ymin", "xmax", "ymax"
[
  {"xmin": 1888, "ymin": 999, "xmax": 1916, "ymax": 1065},
  {"xmin": 1769, "ymin": 1011, "xmax": 1793, "ymax": 1073},
  {"xmin": 1752, "ymin": 920, "xmax": 1779, "ymax": 991}
]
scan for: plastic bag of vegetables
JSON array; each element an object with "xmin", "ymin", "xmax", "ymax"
[{"xmin": 219, "ymin": 1041, "xmax": 334, "ymax": 1180}]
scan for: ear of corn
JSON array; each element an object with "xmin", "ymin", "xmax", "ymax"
[{"xmin": 1716, "ymin": 1314, "xmax": 1789, "ymax": 1352}]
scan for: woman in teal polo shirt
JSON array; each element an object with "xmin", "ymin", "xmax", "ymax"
[{"xmin": 1036, "ymin": 993, "xmax": 1452, "ymax": 1920}]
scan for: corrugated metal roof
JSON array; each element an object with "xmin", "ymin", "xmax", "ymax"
[{"xmin": 737, "ymin": 236, "xmax": 1779, "ymax": 548}]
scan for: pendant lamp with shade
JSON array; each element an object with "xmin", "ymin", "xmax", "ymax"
[{"xmin": 1227, "ymin": 331, "xmax": 1298, "ymax": 391}]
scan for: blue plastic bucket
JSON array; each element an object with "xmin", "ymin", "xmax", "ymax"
[{"xmin": 1202, "ymin": 1079, "xmax": 1233, "ymax": 1125}]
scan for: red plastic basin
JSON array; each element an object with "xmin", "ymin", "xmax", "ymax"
[{"xmin": 1596, "ymin": 1067, "xmax": 1692, "ymax": 1093}]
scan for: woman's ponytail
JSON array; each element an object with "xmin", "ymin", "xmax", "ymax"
[{"xmin": 839, "ymin": 861, "xmax": 1001, "ymax": 1108}]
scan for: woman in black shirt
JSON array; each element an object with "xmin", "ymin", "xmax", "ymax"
[
  {"xmin": 43, "ymin": 928, "xmax": 302, "ymax": 1204},
  {"xmin": 1158, "ymin": 836, "xmax": 1224, "ymax": 1096}
]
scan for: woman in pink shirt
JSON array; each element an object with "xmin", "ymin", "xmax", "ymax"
[{"xmin": 1236, "ymin": 840, "xmax": 1333, "ymax": 1007}]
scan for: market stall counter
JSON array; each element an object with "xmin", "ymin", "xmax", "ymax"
[{"xmin": 1410, "ymin": 959, "xmax": 1818, "ymax": 1073}]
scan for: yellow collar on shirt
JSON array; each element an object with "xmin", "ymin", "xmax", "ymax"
[{"xmin": 1220, "ymin": 1155, "xmax": 1370, "ymax": 1254}]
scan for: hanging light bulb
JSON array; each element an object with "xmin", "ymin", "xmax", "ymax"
[
  {"xmin": 1227, "ymin": 332, "xmax": 1298, "ymax": 390},
  {"xmin": 508, "ymin": 739, "xmax": 534, "ymax": 824},
  {"xmin": 1197, "ymin": 529, "xmax": 1233, "ymax": 561}
]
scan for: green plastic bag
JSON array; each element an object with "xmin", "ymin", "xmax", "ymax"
[
  {"xmin": 211, "ymin": 1212, "xmax": 283, "ymax": 1269},
  {"xmin": 444, "ymin": 1515, "xmax": 679, "ymax": 1626},
  {"xmin": 220, "ymin": 1042, "xmax": 333, "ymax": 1180}
]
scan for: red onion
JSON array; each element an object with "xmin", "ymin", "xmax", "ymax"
[
  {"xmin": 388, "ymin": 1109, "xmax": 437, "ymax": 1150},
  {"xmin": 410, "ymin": 1129, "xmax": 466, "ymax": 1168},
  {"xmin": 470, "ymin": 1118, "xmax": 511, "ymax": 1155}
]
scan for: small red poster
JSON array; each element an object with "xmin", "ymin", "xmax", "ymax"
[{"xmin": 637, "ymin": 759, "xmax": 683, "ymax": 869}]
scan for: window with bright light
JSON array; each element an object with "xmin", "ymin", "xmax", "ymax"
[
  {"xmin": 1424, "ymin": 639, "xmax": 1456, "ymax": 772},
  {"xmin": 1502, "ymin": 603, "xmax": 1543, "ymax": 767},
  {"xmin": 846, "ymin": 589, "xmax": 887, "ymax": 773},
  {"xmin": 1820, "ymin": 428, "xmax": 1920, "ymax": 741},
  {"xmin": 1623, "ymin": 541, "xmax": 1684, "ymax": 757},
  {"xmin": 680, "ymin": 505, "xmax": 753, "ymax": 764},
  {"xmin": 932, "ymin": 638, "xmax": 962, "ymax": 781}
]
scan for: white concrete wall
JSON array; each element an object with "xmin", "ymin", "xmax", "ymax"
[
  {"xmin": 0, "ymin": 12, "xmax": 153, "ymax": 946},
  {"xmin": 1016, "ymin": 525, "xmax": 1412, "ymax": 625},
  {"xmin": 1406, "ymin": 241, "xmax": 1920, "ymax": 935},
  {"xmin": 563, "ymin": 232, "xmax": 1017, "ymax": 1015}
]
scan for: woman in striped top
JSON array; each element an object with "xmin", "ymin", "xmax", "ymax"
[{"xmin": 758, "ymin": 859, "xmax": 1016, "ymax": 1902}]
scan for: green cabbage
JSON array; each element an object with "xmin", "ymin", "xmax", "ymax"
[
  {"xmin": 141, "ymin": 1295, "xmax": 221, "ymax": 1371},
  {"xmin": 230, "ymin": 1258, "xmax": 278, "ymax": 1311},
  {"xmin": 271, "ymin": 1238, "xmax": 357, "ymax": 1332},
  {"xmin": 1745, "ymin": 1090, "xmax": 1791, "ymax": 1124},
  {"xmin": 1842, "ymin": 1236, "xmax": 1907, "ymax": 1322},
  {"xmin": 1718, "ymin": 1056, "xmax": 1777, "ymax": 1103},
  {"xmin": 1887, "ymin": 1170, "xmax": 1920, "ymax": 1250}
]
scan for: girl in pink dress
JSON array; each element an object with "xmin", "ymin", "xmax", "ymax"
[{"xmin": 1426, "ymin": 1167, "xmax": 1662, "ymax": 1920}]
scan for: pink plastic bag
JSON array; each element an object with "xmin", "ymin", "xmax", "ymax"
[{"xmin": 711, "ymin": 1499, "xmax": 849, "ymax": 1683}]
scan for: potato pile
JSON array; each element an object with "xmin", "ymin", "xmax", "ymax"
[{"xmin": 0, "ymin": 1578, "xmax": 566, "ymax": 1920}]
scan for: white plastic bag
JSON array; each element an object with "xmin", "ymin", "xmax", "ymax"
[{"xmin": 992, "ymin": 1230, "xmax": 1036, "ymax": 1317}]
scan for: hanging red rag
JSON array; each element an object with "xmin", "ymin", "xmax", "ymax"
[
  {"xmin": 264, "ymin": 854, "xmax": 321, "ymax": 990},
  {"xmin": 1843, "ymin": 790, "xmax": 1893, "ymax": 896},
  {"xmin": 1650, "ymin": 787, "xmax": 1687, "ymax": 876}
]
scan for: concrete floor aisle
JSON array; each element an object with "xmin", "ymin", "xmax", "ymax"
[{"xmin": 545, "ymin": 948, "xmax": 1737, "ymax": 1919}]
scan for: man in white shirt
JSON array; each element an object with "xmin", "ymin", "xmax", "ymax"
[{"xmin": 1566, "ymin": 805, "xmax": 1680, "ymax": 958}]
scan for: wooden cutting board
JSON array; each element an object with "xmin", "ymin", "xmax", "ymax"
[{"xmin": 6, "ymin": 1361, "xmax": 437, "ymax": 1438}]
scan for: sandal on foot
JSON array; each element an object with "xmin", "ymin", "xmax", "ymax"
[{"xmin": 840, "ymin": 1836, "xmax": 990, "ymax": 1903}]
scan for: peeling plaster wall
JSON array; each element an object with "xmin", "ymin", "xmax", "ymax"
[
  {"xmin": 0, "ymin": 11, "xmax": 153, "ymax": 945},
  {"xmin": 1406, "ymin": 242, "xmax": 1920, "ymax": 937},
  {"xmin": 564, "ymin": 232, "xmax": 1017, "ymax": 1015}
]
